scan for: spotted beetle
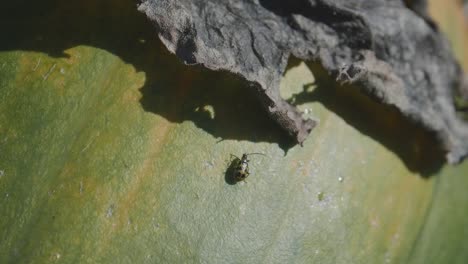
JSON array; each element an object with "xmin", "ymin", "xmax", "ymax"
[{"xmin": 231, "ymin": 153, "xmax": 265, "ymax": 182}]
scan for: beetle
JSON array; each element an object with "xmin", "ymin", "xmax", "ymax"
[{"xmin": 230, "ymin": 153, "xmax": 265, "ymax": 182}]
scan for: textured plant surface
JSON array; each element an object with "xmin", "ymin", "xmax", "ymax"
[{"xmin": 0, "ymin": 0, "xmax": 468, "ymax": 263}]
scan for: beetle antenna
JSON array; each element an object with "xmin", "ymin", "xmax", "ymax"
[{"xmin": 245, "ymin": 152, "xmax": 266, "ymax": 157}]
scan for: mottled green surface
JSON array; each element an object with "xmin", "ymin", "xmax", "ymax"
[{"xmin": 1, "ymin": 1, "xmax": 467, "ymax": 263}]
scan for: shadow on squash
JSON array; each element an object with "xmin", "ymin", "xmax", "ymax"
[
  {"xmin": 291, "ymin": 60, "xmax": 445, "ymax": 177},
  {"xmin": 0, "ymin": 0, "xmax": 444, "ymax": 177},
  {"xmin": 0, "ymin": 0, "xmax": 296, "ymax": 150}
]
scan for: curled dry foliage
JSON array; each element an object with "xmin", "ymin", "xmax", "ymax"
[{"xmin": 139, "ymin": 0, "xmax": 468, "ymax": 163}]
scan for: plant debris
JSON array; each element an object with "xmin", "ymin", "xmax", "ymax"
[{"xmin": 138, "ymin": 0, "xmax": 468, "ymax": 163}]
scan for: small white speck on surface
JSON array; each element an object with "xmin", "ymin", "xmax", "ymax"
[
  {"xmin": 79, "ymin": 181, "xmax": 84, "ymax": 194},
  {"xmin": 60, "ymin": 68, "xmax": 65, "ymax": 74},
  {"xmin": 32, "ymin": 58, "xmax": 41, "ymax": 71},
  {"xmin": 338, "ymin": 177, "xmax": 343, "ymax": 182},
  {"xmin": 152, "ymin": 217, "xmax": 160, "ymax": 230},
  {"xmin": 5, "ymin": 193, "xmax": 9, "ymax": 198},
  {"xmin": 204, "ymin": 159, "xmax": 215, "ymax": 169},
  {"xmin": 384, "ymin": 252, "xmax": 392, "ymax": 263},
  {"xmin": 80, "ymin": 132, "xmax": 100, "ymax": 153},
  {"xmin": 0, "ymin": 170, "xmax": 4, "ymax": 178},
  {"xmin": 42, "ymin": 63, "xmax": 56, "ymax": 80},
  {"xmin": 239, "ymin": 204, "xmax": 246, "ymax": 215},
  {"xmin": 304, "ymin": 108, "xmax": 310, "ymax": 114},
  {"xmin": 55, "ymin": 253, "xmax": 61, "ymax": 260},
  {"xmin": 106, "ymin": 204, "xmax": 115, "ymax": 218}
]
